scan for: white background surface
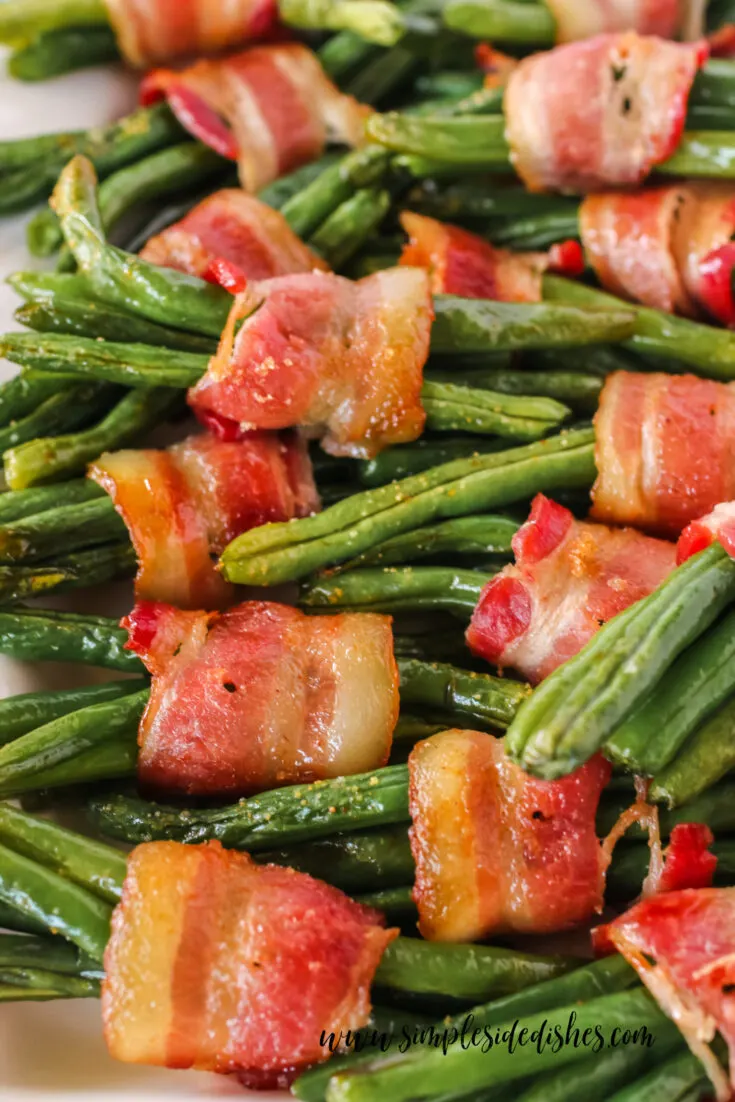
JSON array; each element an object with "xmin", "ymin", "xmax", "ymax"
[{"xmin": 0, "ymin": 50, "xmax": 260, "ymax": 1100}]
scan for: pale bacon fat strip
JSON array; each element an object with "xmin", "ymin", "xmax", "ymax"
[
  {"xmin": 103, "ymin": 840, "xmax": 397, "ymax": 1085},
  {"xmin": 408, "ymin": 728, "xmax": 611, "ymax": 941},
  {"xmin": 592, "ymin": 371, "xmax": 735, "ymax": 536},
  {"xmin": 188, "ymin": 267, "xmax": 433, "ymax": 459},
  {"xmin": 125, "ymin": 599, "xmax": 399, "ymax": 797},
  {"xmin": 141, "ymin": 43, "xmax": 371, "ymax": 191},
  {"xmin": 140, "ymin": 190, "xmax": 329, "ymax": 281},
  {"xmin": 503, "ymin": 33, "xmax": 707, "ymax": 194},
  {"xmin": 89, "ymin": 429, "xmax": 318, "ymax": 609},
  {"xmin": 466, "ymin": 494, "xmax": 676, "ymax": 683},
  {"xmin": 104, "ymin": 0, "xmax": 279, "ymax": 67}
]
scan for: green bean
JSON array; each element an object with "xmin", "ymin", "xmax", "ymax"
[
  {"xmin": 406, "ymin": 180, "xmax": 576, "ymax": 224},
  {"xmin": 0, "ymin": 966, "xmax": 100, "ymax": 999},
  {"xmin": 0, "ymin": 542, "xmax": 136, "ymax": 606},
  {"xmin": 309, "ymin": 187, "xmax": 392, "ymax": 270},
  {"xmin": 606, "ymin": 609, "xmax": 735, "ymax": 775},
  {"xmin": 0, "ymin": 368, "xmax": 82, "ymax": 428},
  {"xmin": 293, "ymin": 956, "xmax": 637, "ymax": 1102},
  {"xmin": 259, "ymin": 826, "xmax": 414, "ymax": 892},
  {"xmin": 302, "ymin": 565, "xmax": 485, "ymax": 617},
  {"xmin": 0, "ymin": 688, "xmax": 147, "ymax": 798},
  {"xmin": 5, "ymin": 385, "xmax": 184, "ymax": 489},
  {"xmin": 489, "ymin": 211, "xmax": 582, "ymax": 252},
  {"xmin": 0, "ymin": 478, "xmax": 104, "ymax": 525},
  {"xmin": 89, "ymin": 764, "xmax": 412, "ymax": 849},
  {"xmin": 220, "ymin": 428, "xmax": 597, "ymax": 586},
  {"xmin": 346, "ymin": 44, "xmax": 418, "ymax": 106},
  {"xmin": 336, "ymin": 514, "xmax": 519, "ymax": 569},
  {"xmin": 0, "ymin": 679, "xmax": 147, "ymax": 748},
  {"xmin": 53, "ymin": 155, "xmax": 232, "ymax": 338},
  {"xmin": 0, "ymin": 380, "xmax": 116, "ymax": 457},
  {"xmin": 392, "ymin": 714, "xmax": 446, "ymax": 742},
  {"xmin": 0, "ymin": 606, "xmax": 142, "ymax": 671},
  {"xmin": 8, "ymin": 23, "xmax": 119, "ymax": 81},
  {"xmin": 280, "ymin": 0, "xmax": 430, "ymax": 46},
  {"xmin": 506, "ymin": 543, "xmax": 735, "ymax": 780},
  {"xmin": 0, "ymin": 842, "xmax": 111, "ymax": 960},
  {"xmin": 0, "ymin": 495, "xmax": 125, "ymax": 562},
  {"xmin": 0, "ymin": 899, "xmax": 48, "ymax": 935},
  {"xmin": 0, "ymin": 332, "xmax": 205, "ymax": 388},
  {"xmin": 431, "ymin": 296, "xmax": 634, "ymax": 353},
  {"xmin": 0, "ymin": 0, "xmax": 107, "ymax": 41},
  {"xmin": 258, "ymin": 152, "xmax": 344, "ymax": 209},
  {"xmin": 422, "ymin": 380, "xmax": 571, "ymax": 439},
  {"xmin": 14, "ymin": 300, "xmax": 217, "ymax": 355},
  {"xmin": 544, "ymin": 274, "xmax": 735, "ymax": 380},
  {"xmin": 428, "ymin": 365, "xmax": 602, "ymax": 414},
  {"xmin": 398, "ymin": 658, "xmax": 530, "ymax": 729},
  {"xmin": 325, "ymin": 987, "xmax": 671, "ymax": 1102},
  {"xmin": 367, "ymin": 112, "xmax": 512, "ymax": 167},
  {"xmin": 516, "ymin": 1037, "xmax": 685, "ymax": 1102},
  {"xmin": 0, "ymin": 931, "xmax": 100, "ymax": 976},
  {"xmin": 0, "ymin": 803, "xmax": 125, "ymax": 904},
  {"xmin": 281, "ymin": 146, "xmax": 391, "ymax": 238},
  {"xmin": 415, "ymin": 71, "xmax": 485, "ymax": 101},
  {"xmin": 374, "ymin": 938, "xmax": 576, "ymax": 1003},
  {"xmin": 650, "ymin": 693, "xmax": 735, "ymax": 807},
  {"xmin": 21, "ymin": 732, "xmax": 138, "ymax": 792},
  {"xmin": 442, "ymin": 0, "xmax": 555, "ymax": 43},
  {"xmin": 318, "ymin": 30, "xmax": 379, "ymax": 81},
  {"xmin": 352, "ymin": 884, "xmax": 415, "ymax": 922},
  {"xmin": 357, "ymin": 437, "xmax": 506, "ymax": 487},
  {"xmin": 49, "ymin": 141, "xmax": 227, "ymax": 267},
  {"xmin": 607, "ymin": 1049, "xmax": 718, "ymax": 1102}
]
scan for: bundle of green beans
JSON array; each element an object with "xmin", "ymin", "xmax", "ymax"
[
  {"xmin": 1, "ymin": 804, "xmax": 725, "ymax": 1099},
  {"xmin": 0, "ymin": 602, "xmax": 534, "ymax": 795},
  {"xmin": 366, "ymin": 60, "xmax": 735, "ymax": 182}
]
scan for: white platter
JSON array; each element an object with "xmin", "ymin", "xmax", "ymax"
[{"xmin": 0, "ymin": 50, "xmax": 280, "ymax": 1100}]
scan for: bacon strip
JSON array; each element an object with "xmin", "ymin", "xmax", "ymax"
[
  {"xmin": 103, "ymin": 0, "xmax": 279, "ymax": 67},
  {"xmin": 465, "ymin": 494, "xmax": 676, "ymax": 683},
  {"xmin": 593, "ymin": 888, "xmax": 735, "ymax": 1101},
  {"xmin": 141, "ymin": 190, "xmax": 328, "ymax": 282},
  {"xmin": 103, "ymin": 840, "xmax": 397, "ymax": 1083},
  {"xmin": 124, "ymin": 599, "xmax": 399, "ymax": 796},
  {"xmin": 141, "ymin": 44, "xmax": 370, "ymax": 192},
  {"xmin": 504, "ymin": 33, "xmax": 707, "ymax": 194},
  {"xmin": 546, "ymin": 0, "xmax": 693, "ymax": 43},
  {"xmin": 408, "ymin": 729, "xmax": 611, "ymax": 941},
  {"xmin": 89, "ymin": 430, "xmax": 318, "ymax": 609},
  {"xmin": 398, "ymin": 212, "xmax": 584, "ymax": 301},
  {"xmin": 188, "ymin": 267, "xmax": 432, "ymax": 459},
  {"xmin": 592, "ymin": 371, "xmax": 735, "ymax": 536},
  {"xmin": 580, "ymin": 184, "xmax": 735, "ymax": 324}
]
